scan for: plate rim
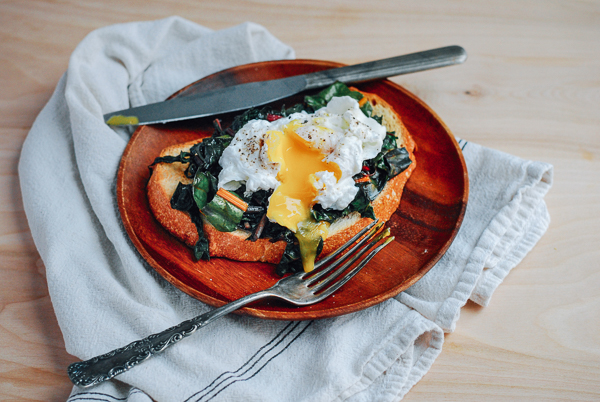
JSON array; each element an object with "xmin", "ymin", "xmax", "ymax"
[{"xmin": 117, "ymin": 58, "xmax": 469, "ymax": 320}]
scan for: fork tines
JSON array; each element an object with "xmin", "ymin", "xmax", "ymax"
[{"xmin": 305, "ymin": 220, "xmax": 395, "ymax": 297}]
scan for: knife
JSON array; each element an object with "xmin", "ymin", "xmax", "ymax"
[{"xmin": 104, "ymin": 45, "xmax": 467, "ymax": 126}]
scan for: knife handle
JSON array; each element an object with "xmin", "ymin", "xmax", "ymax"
[{"xmin": 303, "ymin": 45, "xmax": 467, "ymax": 90}]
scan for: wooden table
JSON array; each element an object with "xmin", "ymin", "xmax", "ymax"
[{"xmin": 1, "ymin": 1, "xmax": 598, "ymax": 400}]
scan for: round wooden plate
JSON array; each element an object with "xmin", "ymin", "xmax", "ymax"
[{"xmin": 117, "ymin": 59, "xmax": 468, "ymax": 320}]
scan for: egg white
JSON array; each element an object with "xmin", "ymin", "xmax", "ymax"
[{"xmin": 217, "ymin": 95, "xmax": 387, "ymax": 211}]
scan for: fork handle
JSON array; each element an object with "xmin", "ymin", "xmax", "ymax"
[{"xmin": 67, "ymin": 290, "xmax": 272, "ymax": 388}]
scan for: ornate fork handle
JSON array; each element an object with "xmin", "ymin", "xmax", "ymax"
[
  {"xmin": 68, "ymin": 221, "xmax": 387, "ymax": 388},
  {"xmin": 68, "ymin": 290, "xmax": 271, "ymax": 388}
]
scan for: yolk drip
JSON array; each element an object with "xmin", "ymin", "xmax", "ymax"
[
  {"xmin": 106, "ymin": 115, "xmax": 139, "ymax": 126},
  {"xmin": 266, "ymin": 121, "xmax": 342, "ymax": 272}
]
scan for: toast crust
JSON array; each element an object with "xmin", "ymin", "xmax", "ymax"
[{"xmin": 147, "ymin": 90, "xmax": 416, "ymax": 263}]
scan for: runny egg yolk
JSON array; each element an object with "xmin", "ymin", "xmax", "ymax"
[{"xmin": 266, "ymin": 120, "xmax": 342, "ymax": 272}]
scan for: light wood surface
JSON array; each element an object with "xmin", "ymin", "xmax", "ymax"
[{"xmin": 1, "ymin": 1, "xmax": 598, "ymax": 400}]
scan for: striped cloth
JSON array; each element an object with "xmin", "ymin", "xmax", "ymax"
[{"xmin": 19, "ymin": 17, "xmax": 552, "ymax": 402}]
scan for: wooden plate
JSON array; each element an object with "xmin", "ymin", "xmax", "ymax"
[{"xmin": 117, "ymin": 59, "xmax": 468, "ymax": 320}]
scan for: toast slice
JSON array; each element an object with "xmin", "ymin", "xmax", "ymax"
[{"xmin": 147, "ymin": 89, "xmax": 416, "ymax": 264}]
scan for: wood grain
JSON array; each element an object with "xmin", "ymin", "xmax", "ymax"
[{"xmin": 1, "ymin": 0, "xmax": 599, "ymax": 400}]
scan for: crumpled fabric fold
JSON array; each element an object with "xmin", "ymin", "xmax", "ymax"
[{"xmin": 18, "ymin": 17, "xmax": 552, "ymax": 402}]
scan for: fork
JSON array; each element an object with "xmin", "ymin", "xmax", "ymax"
[{"xmin": 68, "ymin": 220, "xmax": 393, "ymax": 388}]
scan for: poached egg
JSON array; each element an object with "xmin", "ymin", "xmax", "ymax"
[{"xmin": 217, "ymin": 95, "xmax": 387, "ymax": 271}]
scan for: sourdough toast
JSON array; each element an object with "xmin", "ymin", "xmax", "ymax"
[{"xmin": 147, "ymin": 89, "xmax": 416, "ymax": 264}]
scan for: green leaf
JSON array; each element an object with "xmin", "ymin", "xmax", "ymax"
[
  {"xmin": 381, "ymin": 132, "xmax": 397, "ymax": 152},
  {"xmin": 361, "ymin": 176, "xmax": 382, "ymax": 200},
  {"xmin": 311, "ymin": 184, "xmax": 376, "ymax": 223},
  {"xmin": 360, "ymin": 100, "xmax": 373, "ymax": 118},
  {"xmin": 189, "ymin": 137, "xmax": 230, "ymax": 177},
  {"xmin": 275, "ymin": 242, "xmax": 303, "ymax": 276},
  {"xmin": 348, "ymin": 187, "xmax": 376, "ymax": 219},
  {"xmin": 189, "ymin": 208, "xmax": 210, "ymax": 261},
  {"xmin": 150, "ymin": 151, "xmax": 191, "ymax": 167},
  {"xmin": 384, "ymin": 147, "xmax": 413, "ymax": 177},
  {"xmin": 304, "ymin": 82, "xmax": 363, "ymax": 111},
  {"xmin": 230, "ymin": 104, "xmax": 305, "ymax": 133},
  {"xmin": 170, "ymin": 182, "xmax": 194, "ymax": 211},
  {"xmin": 274, "ymin": 238, "xmax": 324, "ymax": 276},
  {"xmin": 192, "ymin": 170, "xmax": 211, "ymax": 210},
  {"xmin": 310, "ymin": 204, "xmax": 344, "ymax": 223},
  {"xmin": 193, "ymin": 236, "xmax": 210, "ymax": 260},
  {"xmin": 202, "ymin": 194, "xmax": 245, "ymax": 232}
]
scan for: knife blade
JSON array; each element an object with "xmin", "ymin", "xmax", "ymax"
[{"xmin": 104, "ymin": 45, "xmax": 467, "ymax": 126}]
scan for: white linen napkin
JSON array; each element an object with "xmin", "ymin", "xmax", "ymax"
[{"xmin": 18, "ymin": 17, "xmax": 553, "ymax": 402}]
